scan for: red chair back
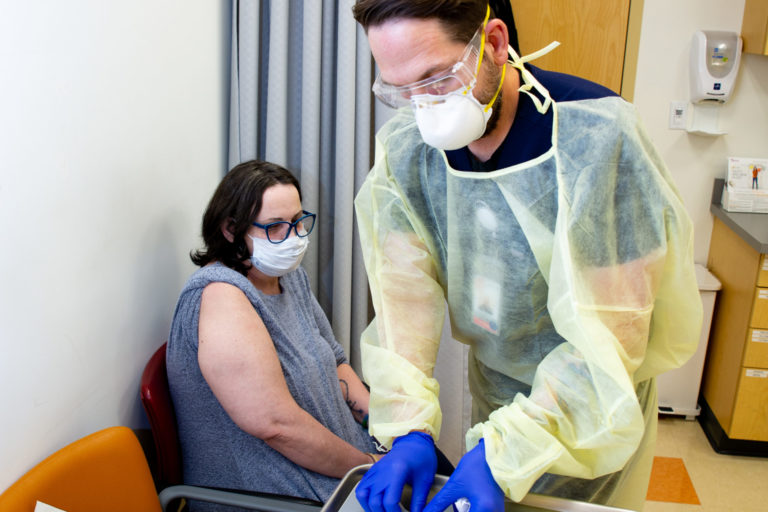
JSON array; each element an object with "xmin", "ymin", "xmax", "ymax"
[{"xmin": 140, "ymin": 342, "xmax": 183, "ymax": 489}]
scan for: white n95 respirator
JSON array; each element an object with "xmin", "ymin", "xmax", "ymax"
[{"xmin": 412, "ymin": 92, "xmax": 493, "ymax": 151}]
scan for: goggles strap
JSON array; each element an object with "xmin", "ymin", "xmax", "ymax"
[
  {"xmin": 473, "ymin": 4, "xmax": 503, "ymax": 113},
  {"xmin": 475, "ymin": 5, "xmax": 491, "ymax": 75},
  {"xmin": 463, "ymin": 4, "xmax": 492, "ymax": 98},
  {"xmin": 508, "ymin": 41, "xmax": 560, "ymax": 114}
]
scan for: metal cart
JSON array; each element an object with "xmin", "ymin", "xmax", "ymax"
[{"xmin": 322, "ymin": 466, "xmax": 632, "ymax": 512}]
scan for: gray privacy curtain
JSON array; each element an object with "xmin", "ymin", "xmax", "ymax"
[{"xmin": 228, "ymin": 0, "xmax": 374, "ymax": 370}]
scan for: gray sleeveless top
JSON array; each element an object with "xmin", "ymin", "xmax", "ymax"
[{"xmin": 166, "ymin": 263, "xmax": 376, "ymax": 506}]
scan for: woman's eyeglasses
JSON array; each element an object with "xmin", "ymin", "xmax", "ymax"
[{"xmin": 252, "ymin": 211, "xmax": 316, "ymax": 244}]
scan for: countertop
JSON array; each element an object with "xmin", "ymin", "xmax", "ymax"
[{"xmin": 710, "ymin": 179, "xmax": 768, "ymax": 254}]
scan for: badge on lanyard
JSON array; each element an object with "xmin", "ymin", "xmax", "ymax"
[
  {"xmin": 472, "ymin": 270, "xmax": 501, "ymax": 335},
  {"xmin": 471, "ymin": 204, "xmax": 503, "ymax": 335}
]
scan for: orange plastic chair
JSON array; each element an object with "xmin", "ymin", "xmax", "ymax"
[
  {"xmin": 0, "ymin": 426, "xmax": 164, "ymax": 512},
  {"xmin": 0, "ymin": 426, "xmax": 323, "ymax": 512}
]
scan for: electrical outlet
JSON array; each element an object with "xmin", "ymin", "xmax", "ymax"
[{"xmin": 669, "ymin": 101, "xmax": 688, "ymax": 130}]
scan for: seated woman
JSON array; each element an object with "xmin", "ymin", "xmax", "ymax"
[{"xmin": 166, "ymin": 160, "xmax": 382, "ymax": 504}]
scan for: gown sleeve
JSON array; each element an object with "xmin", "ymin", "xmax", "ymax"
[{"xmin": 354, "ymin": 122, "xmax": 447, "ymax": 447}]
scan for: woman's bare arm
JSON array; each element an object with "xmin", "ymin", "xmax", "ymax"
[{"xmin": 198, "ymin": 282, "xmax": 371, "ymax": 478}]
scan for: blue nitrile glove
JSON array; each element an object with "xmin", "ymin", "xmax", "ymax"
[
  {"xmin": 422, "ymin": 439, "xmax": 504, "ymax": 512},
  {"xmin": 355, "ymin": 431, "xmax": 438, "ymax": 512}
]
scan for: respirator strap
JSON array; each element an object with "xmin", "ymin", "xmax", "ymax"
[
  {"xmin": 483, "ymin": 63, "xmax": 506, "ymax": 114},
  {"xmin": 508, "ymin": 42, "xmax": 559, "ymax": 114}
]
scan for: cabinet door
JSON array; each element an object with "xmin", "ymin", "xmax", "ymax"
[
  {"xmin": 741, "ymin": 0, "xmax": 768, "ymax": 55},
  {"xmin": 730, "ymin": 368, "xmax": 768, "ymax": 441},
  {"xmin": 758, "ymin": 254, "xmax": 768, "ymax": 287},
  {"xmin": 751, "ymin": 288, "xmax": 768, "ymax": 329},
  {"xmin": 510, "ymin": 0, "xmax": 631, "ymax": 94},
  {"xmin": 744, "ymin": 329, "xmax": 768, "ymax": 368}
]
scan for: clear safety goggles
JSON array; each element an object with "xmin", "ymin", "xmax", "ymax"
[{"xmin": 372, "ymin": 17, "xmax": 488, "ymax": 109}]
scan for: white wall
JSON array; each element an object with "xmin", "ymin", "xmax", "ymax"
[
  {"xmin": 0, "ymin": 0, "xmax": 230, "ymax": 490},
  {"xmin": 633, "ymin": 0, "xmax": 768, "ymax": 264}
]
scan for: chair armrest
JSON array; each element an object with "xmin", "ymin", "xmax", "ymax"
[{"xmin": 158, "ymin": 484, "xmax": 323, "ymax": 512}]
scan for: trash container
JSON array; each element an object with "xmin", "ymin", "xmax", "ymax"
[{"xmin": 657, "ymin": 264, "xmax": 721, "ymax": 420}]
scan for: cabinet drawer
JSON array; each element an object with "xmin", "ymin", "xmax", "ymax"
[
  {"xmin": 759, "ymin": 254, "xmax": 768, "ymax": 288},
  {"xmin": 751, "ymin": 288, "xmax": 768, "ymax": 328},
  {"xmin": 730, "ymin": 368, "xmax": 768, "ymax": 441},
  {"xmin": 745, "ymin": 329, "xmax": 768, "ymax": 368}
]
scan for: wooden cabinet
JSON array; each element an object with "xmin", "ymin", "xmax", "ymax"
[
  {"xmin": 741, "ymin": 0, "xmax": 768, "ymax": 55},
  {"xmin": 510, "ymin": 0, "xmax": 642, "ymax": 99},
  {"xmin": 702, "ymin": 217, "xmax": 768, "ymax": 446}
]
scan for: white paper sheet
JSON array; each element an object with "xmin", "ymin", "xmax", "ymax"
[{"xmin": 35, "ymin": 502, "xmax": 67, "ymax": 512}]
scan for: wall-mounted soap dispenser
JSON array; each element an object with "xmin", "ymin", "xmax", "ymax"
[
  {"xmin": 690, "ymin": 30, "xmax": 742, "ymax": 103},
  {"xmin": 686, "ymin": 30, "xmax": 742, "ymax": 135}
]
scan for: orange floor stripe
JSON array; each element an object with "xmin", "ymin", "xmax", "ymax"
[{"xmin": 645, "ymin": 456, "xmax": 700, "ymax": 504}]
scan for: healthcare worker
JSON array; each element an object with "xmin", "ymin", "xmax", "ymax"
[{"xmin": 350, "ymin": 1, "xmax": 702, "ymax": 512}]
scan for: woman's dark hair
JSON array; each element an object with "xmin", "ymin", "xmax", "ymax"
[
  {"xmin": 352, "ymin": 0, "xmax": 489, "ymax": 44},
  {"xmin": 191, "ymin": 159, "xmax": 301, "ymax": 276}
]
